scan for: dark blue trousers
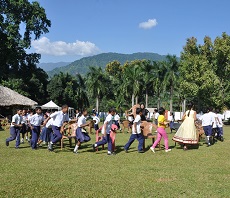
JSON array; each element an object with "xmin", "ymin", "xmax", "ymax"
[
  {"xmin": 124, "ymin": 133, "xmax": 144, "ymax": 152},
  {"xmin": 6, "ymin": 127, "xmax": 21, "ymax": 148},
  {"xmin": 96, "ymin": 134, "xmax": 112, "ymax": 152},
  {"xmin": 52, "ymin": 126, "xmax": 62, "ymax": 144},
  {"xmin": 46, "ymin": 128, "xmax": 53, "ymax": 142},
  {"xmin": 217, "ymin": 127, "xmax": 223, "ymax": 136},
  {"xmin": 31, "ymin": 126, "xmax": 40, "ymax": 149},
  {"xmin": 203, "ymin": 125, "xmax": 212, "ymax": 136}
]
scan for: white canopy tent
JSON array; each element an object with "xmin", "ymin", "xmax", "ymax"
[{"xmin": 41, "ymin": 100, "xmax": 60, "ymax": 110}]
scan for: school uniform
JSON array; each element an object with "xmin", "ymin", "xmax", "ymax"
[
  {"xmin": 114, "ymin": 114, "xmax": 120, "ymax": 129},
  {"xmin": 93, "ymin": 116, "xmax": 100, "ymax": 131},
  {"xmin": 209, "ymin": 111, "xmax": 218, "ymax": 129},
  {"xmin": 21, "ymin": 114, "xmax": 28, "ymax": 134},
  {"xmin": 199, "ymin": 113, "xmax": 213, "ymax": 145},
  {"xmin": 76, "ymin": 115, "xmax": 91, "ymax": 143},
  {"xmin": 29, "ymin": 113, "xmax": 44, "ymax": 149},
  {"xmin": 154, "ymin": 112, "xmax": 159, "ymax": 125},
  {"xmin": 199, "ymin": 113, "xmax": 213, "ymax": 136},
  {"xmin": 26, "ymin": 114, "xmax": 33, "ymax": 141},
  {"xmin": 124, "ymin": 114, "xmax": 144, "ymax": 152},
  {"xmin": 50, "ymin": 111, "xmax": 70, "ymax": 144},
  {"xmin": 217, "ymin": 113, "xmax": 224, "ymax": 138},
  {"xmin": 94, "ymin": 114, "xmax": 113, "ymax": 153},
  {"xmin": 6, "ymin": 114, "xmax": 22, "ymax": 148},
  {"xmin": 128, "ymin": 116, "xmax": 134, "ymax": 128},
  {"xmin": 45, "ymin": 118, "xmax": 53, "ymax": 143}
]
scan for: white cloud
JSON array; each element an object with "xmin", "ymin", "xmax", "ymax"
[
  {"xmin": 139, "ymin": 19, "xmax": 158, "ymax": 29},
  {"xmin": 31, "ymin": 37, "xmax": 100, "ymax": 56}
]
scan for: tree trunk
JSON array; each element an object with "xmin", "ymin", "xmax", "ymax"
[
  {"xmin": 170, "ymin": 85, "xmax": 173, "ymax": 113},
  {"xmin": 131, "ymin": 94, "xmax": 135, "ymax": 107},
  {"xmin": 135, "ymin": 96, "xmax": 138, "ymax": 104},
  {"xmin": 183, "ymin": 99, "xmax": 186, "ymax": 114},
  {"xmin": 145, "ymin": 89, "xmax": 148, "ymax": 108},
  {"xmin": 157, "ymin": 97, "xmax": 160, "ymax": 109},
  {"xmin": 96, "ymin": 96, "xmax": 99, "ymax": 113}
]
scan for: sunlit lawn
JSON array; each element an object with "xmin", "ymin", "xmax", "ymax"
[{"xmin": 0, "ymin": 126, "xmax": 230, "ymax": 198}]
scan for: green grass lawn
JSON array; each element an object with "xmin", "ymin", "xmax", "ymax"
[{"xmin": 0, "ymin": 127, "xmax": 230, "ymax": 198}]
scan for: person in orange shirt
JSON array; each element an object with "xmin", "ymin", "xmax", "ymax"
[{"xmin": 150, "ymin": 107, "xmax": 172, "ymax": 153}]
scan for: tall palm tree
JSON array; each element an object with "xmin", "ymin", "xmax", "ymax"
[
  {"xmin": 152, "ymin": 61, "xmax": 167, "ymax": 109},
  {"xmin": 141, "ymin": 60, "xmax": 155, "ymax": 108},
  {"xmin": 86, "ymin": 67, "xmax": 108, "ymax": 112},
  {"xmin": 163, "ymin": 55, "xmax": 179, "ymax": 112},
  {"xmin": 123, "ymin": 62, "xmax": 143, "ymax": 106},
  {"xmin": 75, "ymin": 74, "xmax": 89, "ymax": 110}
]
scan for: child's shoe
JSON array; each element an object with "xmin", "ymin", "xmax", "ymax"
[
  {"xmin": 165, "ymin": 149, "xmax": 172, "ymax": 152},
  {"xmin": 150, "ymin": 147, "xmax": 155, "ymax": 153}
]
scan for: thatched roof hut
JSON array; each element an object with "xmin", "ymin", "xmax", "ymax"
[{"xmin": 0, "ymin": 85, "xmax": 38, "ymax": 106}]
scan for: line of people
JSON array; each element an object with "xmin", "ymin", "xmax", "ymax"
[{"xmin": 5, "ymin": 103, "xmax": 225, "ymax": 154}]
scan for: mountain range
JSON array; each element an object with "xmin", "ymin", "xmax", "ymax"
[
  {"xmin": 45, "ymin": 52, "xmax": 171, "ymax": 77},
  {"xmin": 38, "ymin": 62, "xmax": 71, "ymax": 71}
]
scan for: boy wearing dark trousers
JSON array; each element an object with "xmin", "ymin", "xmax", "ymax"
[
  {"xmin": 6, "ymin": 109, "xmax": 23, "ymax": 149},
  {"xmin": 124, "ymin": 108, "xmax": 145, "ymax": 153},
  {"xmin": 92, "ymin": 108, "xmax": 116, "ymax": 155},
  {"xmin": 73, "ymin": 109, "xmax": 91, "ymax": 154},
  {"xmin": 29, "ymin": 107, "xmax": 44, "ymax": 150},
  {"xmin": 44, "ymin": 105, "xmax": 70, "ymax": 151}
]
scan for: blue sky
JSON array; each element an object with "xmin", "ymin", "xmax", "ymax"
[{"xmin": 29, "ymin": 0, "xmax": 230, "ymax": 63}]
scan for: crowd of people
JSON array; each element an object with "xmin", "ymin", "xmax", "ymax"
[{"xmin": 5, "ymin": 102, "xmax": 225, "ymax": 155}]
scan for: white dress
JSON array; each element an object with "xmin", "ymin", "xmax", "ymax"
[{"xmin": 173, "ymin": 110, "xmax": 198, "ymax": 144}]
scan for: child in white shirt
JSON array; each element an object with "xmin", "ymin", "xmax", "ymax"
[
  {"xmin": 124, "ymin": 108, "xmax": 144, "ymax": 153},
  {"xmin": 92, "ymin": 108, "xmax": 116, "ymax": 155}
]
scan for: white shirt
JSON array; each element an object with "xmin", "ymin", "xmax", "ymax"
[
  {"xmin": 11, "ymin": 114, "xmax": 22, "ymax": 127},
  {"xmin": 50, "ymin": 111, "xmax": 70, "ymax": 127},
  {"xmin": 29, "ymin": 113, "xmax": 44, "ymax": 126},
  {"xmin": 208, "ymin": 112, "xmax": 218, "ymax": 128},
  {"xmin": 102, "ymin": 114, "xmax": 113, "ymax": 134},
  {"xmin": 155, "ymin": 112, "xmax": 160, "ymax": 120},
  {"xmin": 78, "ymin": 115, "xmax": 86, "ymax": 127},
  {"xmin": 128, "ymin": 116, "xmax": 134, "ymax": 122},
  {"xmin": 27, "ymin": 114, "xmax": 33, "ymax": 121},
  {"xmin": 46, "ymin": 118, "xmax": 53, "ymax": 128},
  {"xmin": 93, "ymin": 116, "xmax": 100, "ymax": 125},
  {"xmin": 21, "ymin": 115, "xmax": 27, "ymax": 124},
  {"xmin": 114, "ymin": 114, "xmax": 120, "ymax": 121},
  {"xmin": 132, "ymin": 115, "xmax": 141, "ymax": 134},
  {"xmin": 199, "ymin": 113, "xmax": 212, "ymax": 127},
  {"xmin": 217, "ymin": 113, "xmax": 223, "ymax": 127}
]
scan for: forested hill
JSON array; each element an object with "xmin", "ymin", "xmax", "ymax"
[{"xmin": 47, "ymin": 52, "xmax": 169, "ymax": 76}]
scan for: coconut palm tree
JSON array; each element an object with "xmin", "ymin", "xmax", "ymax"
[
  {"xmin": 122, "ymin": 61, "xmax": 143, "ymax": 106},
  {"xmin": 75, "ymin": 74, "xmax": 89, "ymax": 110},
  {"xmin": 152, "ymin": 61, "xmax": 167, "ymax": 109},
  {"xmin": 86, "ymin": 67, "xmax": 108, "ymax": 112},
  {"xmin": 141, "ymin": 60, "xmax": 155, "ymax": 108},
  {"xmin": 163, "ymin": 55, "xmax": 179, "ymax": 112}
]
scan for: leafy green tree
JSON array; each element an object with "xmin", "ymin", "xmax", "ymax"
[
  {"xmin": 105, "ymin": 61, "xmax": 122, "ymax": 77},
  {"xmin": 213, "ymin": 32, "xmax": 230, "ymax": 108},
  {"xmin": 1, "ymin": 78, "xmax": 29, "ymax": 96},
  {"xmin": 0, "ymin": 0, "xmax": 51, "ymax": 103},
  {"xmin": 0, "ymin": 0, "xmax": 51, "ymax": 80},
  {"xmin": 47, "ymin": 73, "xmax": 89, "ymax": 109},
  {"xmin": 179, "ymin": 37, "xmax": 221, "ymax": 110}
]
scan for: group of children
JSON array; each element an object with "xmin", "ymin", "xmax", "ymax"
[
  {"xmin": 5, "ymin": 103, "xmax": 225, "ymax": 155},
  {"xmin": 198, "ymin": 107, "xmax": 224, "ymax": 146}
]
